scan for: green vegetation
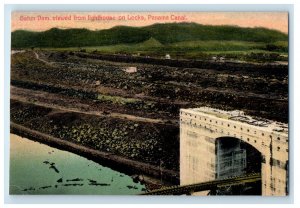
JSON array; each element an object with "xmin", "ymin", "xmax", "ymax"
[
  {"xmin": 12, "ymin": 23, "xmax": 288, "ymax": 62},
  {"xmin": 97, "ymin": 94, "xmax": 141, "ymax": 105},
  {"xmin": 81, "ymin": 39, "xmax": 288, "ymax": 61},
  {"xmin": 12, "ymin": 22, "xmax": 287, "ymax": 48}
]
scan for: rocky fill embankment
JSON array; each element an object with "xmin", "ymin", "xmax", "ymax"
[{"xmin": 10, "ymin": 50, "xmax": 288, "ymax": 180}]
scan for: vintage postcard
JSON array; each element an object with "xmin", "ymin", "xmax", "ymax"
[{"xmin": 10, "ymin": 11, "xmax": 288, "ymax": 196}]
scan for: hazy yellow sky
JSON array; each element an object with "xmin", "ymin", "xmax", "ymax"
[{"xmin": 12, "ymin": 12, "xmax": 288, "ymax": 33}]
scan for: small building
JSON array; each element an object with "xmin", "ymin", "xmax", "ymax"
[{"xmin": 123, "ymin": 66, "xmax": 137, "ymax": 73}]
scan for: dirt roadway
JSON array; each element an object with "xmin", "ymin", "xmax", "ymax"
[
  {"xmin": 11, "ymin": 86, "xmax": 179, "ymax": 126},
  {"xmin": 34, "ymin": 51, "xmax": 54, "ymax": 66}
]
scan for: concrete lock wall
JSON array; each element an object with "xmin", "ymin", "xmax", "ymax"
[{"xmin": 180, "ymin": 108, "xmax": 288, "ymax": 196}]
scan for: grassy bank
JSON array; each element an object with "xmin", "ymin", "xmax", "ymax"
[{"xmin": 36, "ymin": 39, "xmax": 288, "ymax": 63}]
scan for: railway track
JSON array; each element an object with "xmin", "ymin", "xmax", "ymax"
[{"xmin": 141, "ymin": 173, "xmax": 261, "ymax": 195}]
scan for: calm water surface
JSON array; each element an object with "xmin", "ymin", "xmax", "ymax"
[{"xmin": 10, "ymin": 134, "xmax": 145, "ymax": 195}]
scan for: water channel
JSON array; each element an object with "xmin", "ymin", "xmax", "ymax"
[{"xmin": 10, "ymin": 134, "xmax": 146, "ymax": 195}]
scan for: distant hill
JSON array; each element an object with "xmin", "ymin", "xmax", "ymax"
[
  {"xmin": 11, "ymin": 22, "xmax": 288, "ymax": 48},
  {"xmin": 138, "ymin": 37, "xmax": 163, "ymax": 47}
]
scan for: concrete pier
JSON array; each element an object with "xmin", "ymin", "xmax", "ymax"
[{"xmin": 180, "ymin": 107, "xmax": 288, "ymax": 196}]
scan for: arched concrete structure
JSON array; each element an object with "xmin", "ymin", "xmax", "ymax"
[{"xmin": 180, "ymin": 107, "xmax": 288, "ymax": 196}]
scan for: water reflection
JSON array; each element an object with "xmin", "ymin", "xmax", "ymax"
[{"xmin": 10, "ymin": 134, "xmax": 145, "ymax": 195}]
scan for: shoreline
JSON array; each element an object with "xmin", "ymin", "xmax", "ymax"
[{"xmin": 10, "ymin": 122, "xmax": 179, "ymax": 185}]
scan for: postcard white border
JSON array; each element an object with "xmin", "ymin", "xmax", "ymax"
[{"xmin": 3, "ymin": 3, "xmax": 295, "ymax": 205}]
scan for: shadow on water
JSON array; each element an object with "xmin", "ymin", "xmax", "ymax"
[
  {"xmin": 127, "ymin": 185, "xmax": 139, "ymax": 190},
  {"xmin": 43, "ymin": 160, "xmax": 60, "ymax": 173},
  {"xmin": 39, "ymin": 185, "xmax": 52, "ymax": 190},
  {"xmin": 57, "ymin": 178, "xmax": 63, "ymax": 183},
  {"xmin": 66, "ymin": 178, "xmax": 84, "ymax": 182}
]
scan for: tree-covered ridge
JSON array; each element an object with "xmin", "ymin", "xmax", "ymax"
[{"xmin": 11, "ymin": 22, "xmax": 288, "ymax": 48}]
